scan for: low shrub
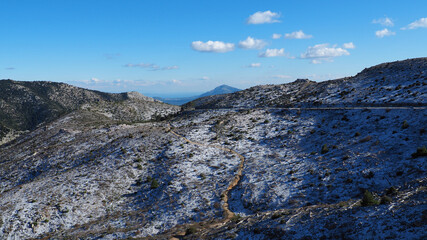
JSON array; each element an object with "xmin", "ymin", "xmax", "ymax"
[
  {"xmin": 186, "ymin": 226, "xmax": 197, "ymax": 235},
  {"xmin": 411, "ymin": 146, "xmax": 427, "ymax": 158},
  {"xmin": 361, "ymin": 190, "xmax": 379, "ymax": 206},
  {"xmin": 386, "ymin": 187, "xmax": 398, "ymax": 196},
  {"xmin": 150, "ymin": 178, "xmax": 159, "ymax": 189},
  {"xmin": 321, "ymin": 144, "xmax": 329, "ymax": 154},
  {"xmin": 402, "ymin": 120, "xmax": 409, "ymax": 129}
]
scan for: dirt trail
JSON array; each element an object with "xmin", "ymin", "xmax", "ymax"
[{"xmin": 167, "ymin": 124, "xmax": 245, "ymax": 220}]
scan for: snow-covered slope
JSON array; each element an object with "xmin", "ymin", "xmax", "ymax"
[
  {"xmin": 0, "ymin": 58, "xmax": 426, "ymax": 239},
  {"xmin": 185, "ymin": 58, "xmax": 427, "ymax": 109}
]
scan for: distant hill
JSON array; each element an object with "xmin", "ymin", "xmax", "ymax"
[
  {"xmin": 0, "ymin": 80, "xmax": 180, "ymax": 143},
  {"xmin": 184, "ymin": 58, "xmax": 427, "ymax": 109},
  {"xmin": 154, "ymin": 84, "xmax": 241, "ymax": 105},
  {"xmin": 199, "ymin": 85, "xmax": 241, "ymax": 98}
]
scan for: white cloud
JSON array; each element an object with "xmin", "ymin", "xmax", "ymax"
[
  {"xmin": 191, "ymin": 40, "xmax": 235, "ymax": 53},
  {"xmin": 246, "ymin": 63, "xmax": 261, "ymax": 68},
  {"xmin": 272, "ymin": 75, "xmax": 292, "ymax": 79},
  {"xmin": 124, "ymin": 63, "xmax": 179, "ymax": 71},
  {"xmin": 372, "ymin": 17, "xmax": 394, "ymax": 27},
  {"xmin": 171, "ymin": 79, "xmax": 182, "ymax": 85},
  {"xmin": 247, "ymin": 11, "xmax": 280, "ymax": 24},
  {"xmin": 272, "ymin": 33, "xmax": 282, "ymax": 39},
  {"xmin": 200, "ymin": 76, "xmax": 210, "ymax": 80},
  {"xmin": 375, "ymin": 28, "xmax": 395, "ymax": 38},
  {"xmin": 343, "ymin": 42, "xmax": 355, "ymax": 49},
  {"xmin": 90, "ymin": 77, "xmax": 101, "ymax": 83},
  {"xmin": 259, "ymin": 48, "xmax": 287, "ymax": 57},
  {"xmin": 124, "ymin": 63, "xmax": 156, "ymax": 68},
  {"xmin": 238, "ymin": 37, "xmax": 267, "ymax": 49},
  {"xmin": 284, "ymin": 30, "xmax": 312, "ymax": 39},
  {"xmin": 300, "ymin": 43, "xmax": 350, "ymax": 63},
  {"xmin": 158, "ymin": 65, "xmax": 179, "ymax": 71},
  {"xmin": 80, "ymin": 77, "xmax": 105, "ymax": 84},
  {"xmin": 402, "ymin": 17, "xmax": 427, "ymax": 30}
]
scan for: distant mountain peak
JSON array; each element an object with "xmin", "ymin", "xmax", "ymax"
[
  {"xmin": 154, "ymin": 84, "xmax": 241, "ymax": 105},
  {"xmin": 199, "ymin": 85, "xmax": 241, "ymax": 98}
]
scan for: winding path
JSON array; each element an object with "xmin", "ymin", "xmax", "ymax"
[{"xmin": 167, "ymin": 124, "xmax": 245, "ymax": 220}]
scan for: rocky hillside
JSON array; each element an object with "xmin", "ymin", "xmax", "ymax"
[
  {"xmin": 185, "ymin": 58, "xmax": 427, "ymax": 109},
  {"xmin": 0, "ymin": 80, "xmax": 180, "ymax": 144},
  {"xmin": 0, "ymin": 58, "xmax": 425, "ymax": 239}
]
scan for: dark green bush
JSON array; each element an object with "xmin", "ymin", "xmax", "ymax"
[
  {"xmin": 186, "ymin": 226, "xmax": 197, "ymax": 235},
  {"xmin": 146, "ymin": 176, "xmax": 152, "ymax": 182},
  {"xmin": 231, "ymin": 214, "xmax": 242, "ymax": 222},
  {"xmin": 361, "ymin": 190, "xmax": 379, "ymax": 206},
  {"xmin": 411, "ymin": 146, "xmax": 427, "ymax": 158},
  {"xmin": 150, "ymin": 178, "xmax": 159, "ymax": 189},
  {"xmin": 402, "ymin": 120, "xmax": 409, "ymax": 129}
]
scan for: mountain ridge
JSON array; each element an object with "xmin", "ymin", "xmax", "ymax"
[
  {"xmin": 0, "ymin": 80, "xmax": 180, "ymax": 144},
  {"xmin": 184, "ymin": 58, "xmax": 427, "ymax": 109}
]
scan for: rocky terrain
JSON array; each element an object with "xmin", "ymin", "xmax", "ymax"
[
  {"xmin": 184, "ymin": 58, "xmax": 426, "ymax": 109},
  {"xmin": 0, "ymin": 58, "xmax": 426, "ymax": 239},
  {"xmin": 0, "ymin": 80, "xmax": 180, "ymax": 144}
]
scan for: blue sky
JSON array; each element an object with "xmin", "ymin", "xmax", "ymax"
[{"xmin": 1, "ymin": 0, "xmax": 426, "ymax": 97}]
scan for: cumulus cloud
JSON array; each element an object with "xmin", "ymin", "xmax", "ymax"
[
  {"xmin": 90, "ymin": 77, "xmax": 101, "ymax": 83},
  {"xmin": 284, "ymin": 30, "xmax": 312, "ymax": 39},
  {"xmin": 375, "ymin": 28, "xmax": 395, "ymax": 38},
  {"xmin": 259, "ymin": 48, "xmax": 287, "ymax": 57},
  {"xmin": 343, "ymin": 42, "xmax": 355, "ymax": 49},
  {"xmin": 401, "ymin": 17, "xmax": 427, "ymax": 30},
  {"xmin": 191, "ymin": 40, "xmax": 235, "ymax": 53},
  {"xmin": 124, "ymin": 63, "xmax": 179, "ymax": 71},
  {"xmin": 79, "ymin": 77, "xmax": 106, "ymax": 85},
  {"xmin": 238, "ymin": 37, "xmax": 267, "ymax": 49},
  {"xmin": 246, "ymin": 63, "xmax": 261, "ymax": 68},
  {"xmin": 199, "ymin": 76, "xmax": 210, "ymax": 80},
  {"xmin": 300, "ymin": 43, "xmax": 350, "ymax": 63},
  {"xmin": 372, "ymin": 17, "xmax": 394, "ymax": 27},
  {"xmin": 247, "ymin": 11, "xmax": 281, "ymax": 24},
  {"xmin": 272, "ymin": 33, "xmax": 282, "ymax": 39}
]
